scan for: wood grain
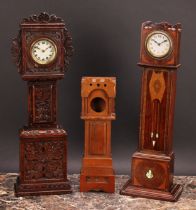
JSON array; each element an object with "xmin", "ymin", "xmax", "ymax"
[
  {"xmin": 12, "ymin": 12, "xmax": 73, "ymax": 196},
  {"xmin": 80, "ymin": 77, "xmax": 116, "ymax": 193},
  {"xmin": 120, "ymin": 21, "xmax": 182, "ymax": 201}
]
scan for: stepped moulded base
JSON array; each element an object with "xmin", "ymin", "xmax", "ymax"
[
  {"xmin": 120, "ymin": 179, "xmax": 183, "ymax": 202},
  {"xmin": 15, "ymin": 177, "xmax": 72, "ymax": 196}
]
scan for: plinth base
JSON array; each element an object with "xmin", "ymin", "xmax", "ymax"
[
  {"xmin": 16, "ymin": 127, "xmax": 71, "ymax": 197},
  {"xmin": 80, "ymin": 168, "xmax": 115, "ymax": 193},
  {"xmin": 15, "ymin": 177, "xmax": 72, "ymax": 197},
  {"xmin": 120, "ymin": 179, "xmax": 183, "ymax": 202}
]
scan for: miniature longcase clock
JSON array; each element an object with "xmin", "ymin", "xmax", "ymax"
[
  {"xmin": 11, "ymin": 12, "xmax": 73, "ymax": 196},
  {"xmin": 80, "ymin": 77, "xmax": 116, "ymax": 193},
  {"xmin": 120, "ymin": 21, "xmax": 183, "ymax": 201}
]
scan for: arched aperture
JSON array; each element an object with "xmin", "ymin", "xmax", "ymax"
[{"xmin": 90, "ymin": 97, "xmax": 106, "ymax": 113}]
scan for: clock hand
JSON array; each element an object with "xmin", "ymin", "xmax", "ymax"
[
  {"xmin": 160, "ymin": 40, "xmax": 168, "ymax": 45},
  {"xmin": 40, "ymin": 46, "xmax": 52, "ymax": 54},
  {"xmin": 45, "ymin": 48, "xmax": 54, "ymax": 56},
  {"xmin": 44, "ymin": 46, "xmax": 51, "ymax": 51},
  {"xmin": 40, "ymin": 46, "xmax": 50, "ymax": 53},
  {"xmin": 33, "ymin": 47, "xmax": 41, "ymax": 51},
  {"xmin": 151, "ymin": 39, "xmax": 159, "ymax": 45}
]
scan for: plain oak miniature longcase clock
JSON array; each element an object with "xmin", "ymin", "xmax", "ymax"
[
  {"xmin": 120, "ymin": 21, "xmax": 183, "ymax": 201},
  {"xmin": 80, "ymin": 77, "xmax": 116, "ymax": 193},
  {"xmin": 11, "ymin": 12, "xmax": 73, "ymax": 196}
]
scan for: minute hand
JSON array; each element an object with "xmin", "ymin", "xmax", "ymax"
[
  {"xmin": 160, "ymin": 40, "xmax": 168, "ymax": 45},
  {"xmin": 152, "ymin": 39, "xmax": 159, "ymax": 45}
]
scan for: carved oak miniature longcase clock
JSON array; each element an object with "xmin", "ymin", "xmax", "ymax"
[
  {"xmin": 80, "ymin": 77, "xmax": 116, "ymax": 192},
  {"xmin": 120, "ymin": 21, "xmax": 183, "ymax": 201},
  {"xmin": 11, "ymin": 12, "xmax": 73, "ymax": 196}
]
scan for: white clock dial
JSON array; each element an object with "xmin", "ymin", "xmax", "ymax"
[
  {"xmin": 30, "ymin": 38, "xmax": 57, "ymax": 65},
  {"xmin": 146, "ymin": 31, "xmax": 172, "ymax": 58}
]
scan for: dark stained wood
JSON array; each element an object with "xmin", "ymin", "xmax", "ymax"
[
  {"xmin": 120, "ymin": 21, "xmax": 183, "ymax": 201},
  {"xmin": 80, "ymin": 77, "xmax": 116, "ymax": 193},
  {"xmin": 11, "ymin": 12, "xmax": 73, "ymax": 196},
  {"xmin": 28, "ymin": 81, "xmax": 57, "ymax": 128},
  {"xmin": 11, "ymin": 12, "xmax": 73, "ymax": 81}
]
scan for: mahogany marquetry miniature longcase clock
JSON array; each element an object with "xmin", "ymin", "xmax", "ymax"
[
  {"xmin": 11, "ymin": 12, "xmax": 73, "ymax": 196},
  {"xmin": 80, "ymin": 77, "xmax": 116, "ymax": 193},
  {"xmin": 120, "ymin": 21, "xmax": 183, "ymax": 201}
]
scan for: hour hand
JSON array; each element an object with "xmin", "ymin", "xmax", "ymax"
[
  {"xmin": 44, "ymin": 46, "xmax": 51, "ymax": 51},
  {"xmin": 34, "ymin": 46, "xmax": 40, "ymax": 49}
]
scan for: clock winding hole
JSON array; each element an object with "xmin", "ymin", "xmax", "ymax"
[{"xmin": 90, "ymin": 97, "xmax": 106, "ymax": 113}]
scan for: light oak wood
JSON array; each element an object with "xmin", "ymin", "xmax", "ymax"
[{"xmin": 80, "ymin": 77, "xmax": 116, "ymax": 193}]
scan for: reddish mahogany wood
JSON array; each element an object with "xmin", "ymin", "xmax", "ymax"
[
  {"xmin": 138, "ymin": 21, "xmax": 181, "ymax": 68},
  {"xmin": 11, "ymin": 12, "xmax": 73, "ymax": 196},
  {"xmin": 80, "ymin": 77, "xmax": 116, "ymax": 193},
  {"xmin": 120, "ymin": 21, "xmax": 183, "ymax": 201}
]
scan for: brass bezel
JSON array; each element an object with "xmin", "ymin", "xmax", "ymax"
[
  {"xmin": 30, "ymin": 38, "xmax": 57, "ymax": 65},
  {"xmin": 145, "ymin": 31, "xmax": 173, "ymax": 59}
]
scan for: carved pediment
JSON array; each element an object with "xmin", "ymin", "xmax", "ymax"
[{"xmin": 22, "ymin": 12, "xmax": 64, "ymax": 24}]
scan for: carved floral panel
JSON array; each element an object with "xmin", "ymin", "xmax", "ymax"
[{"xmin": 24, "ymin": 140, "xmax": 65, "ymax": 180}]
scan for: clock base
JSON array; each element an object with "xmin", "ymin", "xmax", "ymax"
[
  {"xmin": 80, "ymin": 167, "xmax": 115, "ymax": 193},
  {"xmin": 80, "ymin": 157, "xmax": 115, "ymax": 193},
  {"xmin": 15, "ymin": 127, "xmax": 71, "ymax": 197},
  {"xmin": 15, "ymin": 177, "xmax": 72, "ymax": 196},
  {"xmin": 80, "ymin": 174, "xmax": 115, "ymax": 193},
  {"xmin": 120, "ymin": 179, "xmax": 183, "ymax": 202}
]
